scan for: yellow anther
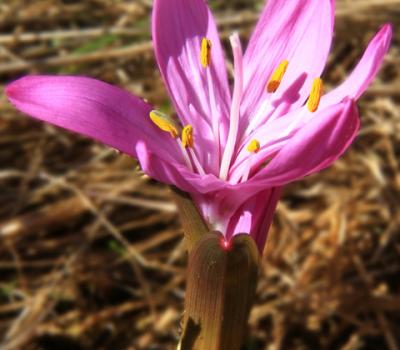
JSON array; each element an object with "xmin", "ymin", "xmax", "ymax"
[
  {"xmin": 182, "ymin": 125, "xmax": 194, "ymax": 148},
  {"xmin": 247, "ymin": 139, "xmax": 261, "ymax": 153},
  {"xmin": 267, "ymin": 60, "xmax": 289, "ymax": 93},
  {"xmin": 307, "ymin": 78, "xmax": 324, "ymax": 113},
  {"xmin": 200, "ymin": 38, "xmax": 212, "ymax": 68},
  {"xmin": 149, "ymin": 110, "xmax": 179, "ymax": 138}
]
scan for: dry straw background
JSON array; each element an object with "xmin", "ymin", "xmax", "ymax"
[{"xmin": 0, "ymin": 0, "xmax": 399, "ymax": 349}]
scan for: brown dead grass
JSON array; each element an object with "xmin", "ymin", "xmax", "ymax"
[{"xmin": 0, "ymin": 0, "xmax": 399, "ymax": 349}]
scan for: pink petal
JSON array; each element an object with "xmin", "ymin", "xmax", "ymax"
[
  {"xmin": 135, "ymin": 141, "xmax": 198, "ymax": 191},
  {"xmin": 250, "ymin": 187, "xmax": 282, "ymax": 252},
  {"xmin": 135, "ymin": 140, "xmax": 230, "ymax": 194},
  {"xmin": 252, "ymin": 99, "xmax": 360, "ymax": 187},
  {"xmin": 321, "ymin": 24, "xmax": 392, "ymax": 108},
  {"xmin": 152, "ymin": 0, "xmax": 231, "ymax": 173},
  {"xmin": 241, "ymin": 0, "xmax": 334, "ymax": 122},
  {"xmin": 227, "ymin": 187, "xmax": 282, "ymax": 252},
  {"xmin": 6, "ymin": 75, "xmax": 185, "ymax": 178}
]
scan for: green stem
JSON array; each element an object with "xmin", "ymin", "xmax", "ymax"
[
  {"xmin": 170, "ymin": 186, "xmax": 209, "ymax": 252},
  {"xmin": 171, "ymin": 188, "xmax": 260, "ymax": 349},
  {"xmin": 179, "ymin": 232, "xmax": 260, "ymax": 350}
]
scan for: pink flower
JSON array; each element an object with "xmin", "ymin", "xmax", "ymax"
[{"xmin": 6, "ymin": 0, "xmax": 392, "ymax": 252}]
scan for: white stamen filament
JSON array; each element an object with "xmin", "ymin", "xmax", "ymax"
[
  {"xmin": 239, "ymin": 139, "xmax": 260, "ymax": 182},
  {"xmin": 206, "ymin": 68, "xmax": 221, "ymax": 168},
  {"xmin": 242, "ymin": 102, "xmax": 287, "ymax": 148},
  {"xmin": 244, "ymin": 98, "xmax": 273, "ymax": 137},
  {"xmin": 189, "ymin": 148, "xmax": 206, "ymax": 176},
  {"xmin": 284, "ymin": 107, "xmax": 308, "ymax": 132},
  {"xmin": 219, "ymin": 33, "xmax": 243, "ymax": 180},
  {"xmin": 240, "ymin": 157, "xmax": 253, "ymax": 182},
  {"xmin": 176, "ymin": 139, "xmax": 194, "ymax": 172},
  {"xmin": 244, "ymin": 60, "xmax": 288, "ymax": 137}
]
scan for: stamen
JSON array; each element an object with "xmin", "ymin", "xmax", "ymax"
[
  {"xmin": 176, "ymin": 139, "xmax": 194, "ymax": 172},
  {"xmin": 244, "ymin": 61, "xmax": 289, "ymax": 137},
  {"xmin": 149, "ymin": 110, "xmax": 179, "ymax": 138},
  {"xmin": 219, "ymin": 33, "xmax": 243, "ymax": 181},
  {"xmin": 267, "ymin": 60, "xmax": 289, "ymax": 93},
  {"xmin": 241, "ymin": 139, "xmax": 260, "ymax": 182},
  {"xmin": 247, "ymin": 139, "xmax": 261, "ymax": 153},
  {"xmin": 181, "ymin": 125, "xmax": 205, "ymax": 175},
  {"xmin": 200, "ymin": 38, "xmax": 212, "ymax": 68},
  {"xmin": 307, "ymin": 78, "xmax": 324, "ymax": 113},
  {"xmin": 189, "ymin": 148, "xmax": 206, "ymax": 176},
  {"xmin": 149, "ymin": 111, "xmax": 195, "ymax": 172},
  {"xmin": 182, "ymin": 125, "xmax": 194, "ymax": 148},
  {"xmin": 244, "ymin": 99, "xmax": 273, "ymax": 137},
  {"xmin": 200, "ymin": 38, "xmax": 220, "ymax": 169},
  {"xmin": 205, "ymin": 63, "xmax": 220, "ymax": 171}
]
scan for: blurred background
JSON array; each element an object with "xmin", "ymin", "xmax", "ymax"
[{"xmin": 0, "ymin": 0, "xmax": 399, "ymax": 349}]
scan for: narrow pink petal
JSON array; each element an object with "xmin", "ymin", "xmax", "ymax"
[
  {"xmin": 226, "ymin": 187, "xmax": 282, "ymax": 253},
  {"xmin": 251, "ymin": 187, "xmax": 282, "ymax": 252},
  {"xmin": 321, "ymin": 24, "xmax": 392, "ymax": 108},
  {"xmin": 136, "ymin": 141, "xmax": 229, "ymax": 194},
  {"xmin": 135, "ymin": 141, "xmax": 198, "ymax": 192},
  {"xmin": 152, "ymin": 0, "xmax": 231, "ymax": 173},
  {"xmin": 251, "ymin": 99, "xmax": 360, "ymax": 187},
  {"xmin": 241, "ymin": 0, "xmax": 334, "ymax": 122},
  {"xmin": 6, "ymin": 75, "xmax": 180, "ymax": 166}
]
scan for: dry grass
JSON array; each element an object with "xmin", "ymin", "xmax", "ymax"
[{"xmin": 0, "ymin": 0, "xmax": 399, "ymax": 349}]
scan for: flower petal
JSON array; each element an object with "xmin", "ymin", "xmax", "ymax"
[
  {"xmin": 6, "ymin": 75, "xmax": 181, "ymax": 167},
  {"xmin": 321, "ymin": 24, "xmax": 392, "ymax": 108},
  {"xmin": 241, "ymin": 0, "xmax": 334, "ymax": 123},
  {"xmin": 152, "ymin": 0, "xmax": 231, "ymax": 172},
  {"xmin": 251, "ymin": 99, "xmax": 359, "ymax": 187},
  {"xmin": 226, "ymin": 187, "xmax": 282, "ymax": 252}
]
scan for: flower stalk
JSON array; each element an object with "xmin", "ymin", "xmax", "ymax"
[
  {"xmin": 180, "ymin": 232, "xmax": 259, "ymax": 350},
  {"xmin": 170, "ymin": 187, "xmax": 209, "ymax": 252}
]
